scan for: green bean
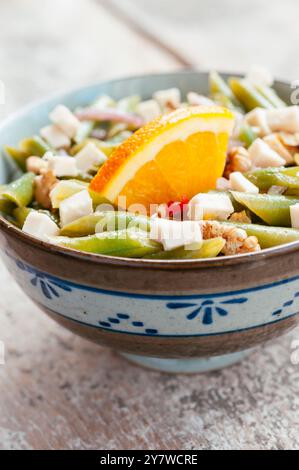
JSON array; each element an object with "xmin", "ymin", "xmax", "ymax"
[
  {"xmin": 51, "ymin": 229, "xmax": 161, "ymax": 257},
  {"xmin": 5, "ymin": 136, "xmax": 51, "ymax": 171},
  {"xmin": 229, "ymin": 78, "xmax": 274, "ymax": 111},
  {"xmin": 0, "ymin": 172, "xmax": 35, "ymax": 207},
  {"xmin": 60, "ymin": 211, "xmax": 150, "ymax": 237},
  {"xmin": 13, "ymin": 206, "xmax": 32, "ymax": 227},
  {"xmin": 20, "ymin": 136, "xmax": 51, "ymax": 157},
  {"xmin": 223, "ymin": 221, "xmax": 299, "ymax": 248},
  {"xmin": 13, "ymin": 207, "xmax": 59, "ymax": 228},
  {"xmin": 238, "ymin": 124, "xmax": 258, "ymax": 147},
  {"xmin": 87, "ymin": 189, "xmax": 115, "ymax": 209},
  {"xmin": 231, "ymin": 191, "xmax": 299, "ymax": 226},
  {"xmin": 4, "ymin": 146, "xmax": 29, "ymax": 171},
  {"xmin": 209, "ymin": 71, "xmax": 242, "ymax": 109},
  {"xmin": 246, "ymin": 167, "xmax": 299, "ymax": 192},
  {"xmin": 0, "ymin": 196, "xmax": 15, "ymax": 214},
  {"xmin": 146, "ymin": 237, "xmax": 225, "ymax": 259},
  {"xmin": 254, "ymin": 84, "xmax": 287, "ymax": 108},
  {"xmin": 70, "ymin": 138, "xmax": 118, "ymax": 157}
]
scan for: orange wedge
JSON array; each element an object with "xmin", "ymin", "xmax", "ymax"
[{"xmin": 90, "ymin": 105, "xmax": 234, "ymax": 212}]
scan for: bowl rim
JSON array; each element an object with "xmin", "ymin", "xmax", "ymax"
[{"xmin": 0, "ymin": 69, "xmax": 298, "ymax": 270}]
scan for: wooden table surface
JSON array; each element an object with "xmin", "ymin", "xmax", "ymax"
[{"xmin": 0, "ymin": 0, "xmax": 299, "ymax": 450}]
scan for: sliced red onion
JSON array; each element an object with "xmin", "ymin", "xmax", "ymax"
[{"xmin": 75, "ymin": 107, "xmax": 144, "ymax": 128}]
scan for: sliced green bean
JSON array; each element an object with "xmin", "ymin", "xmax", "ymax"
[
  {"xmin": 51, "ymin": 229, "xmax": 161, "ymax": 258},
  {"xmin": 20, "ymin": 136, "xmax": 51, "ymax": 157},
  {"xmin": 254, "ymin": 84, "xmax": 287, "ymax": 108},
  {"xmin": 246, "ymin": 167, "xmax": 299, "ymax": 192},
  {"xmin": 0, "ymin": 172, "xmax": 35, "ymax": 207},
  {"xmin": 88, "ymin": 189, "xmax": 115, "ymax": 209},
  {"xmin": 0, "ymin": 196, "xmax": 15, "ymax": 214},
  {"xmin": 13, "ymin": 206, "xmax": 32, "ymax": 227},
  {"xmin": 209, "ymin": 71, "xmax": 242, "ymax": 109},
  {"xmin": 60, "ymin": 211, "xmax": 150, "ymax": 237},
  {"xmin": 231, "ymin": 191, "xmax": 299, "ymax": 226},
  {"xmin": 4, "ymin": 146, "xmax": 29, "ymax": 171},
  {"xmin": 229, "ymin": 78, "xmax": 274, "ymax": 111},
  {"xmin": 70, "ymin": 138, "xmax": 118, "ymax": 157},
  {"xmin": 146, "ymin": 237, "xmax": 225, "ymax": 259},
  {"xmin": 238, "ymin": 125, "xmax": 258, "ymax": 147},
  {"xmin": 223, "ymin": 221, "xmax": 299, "ymax": 248}
]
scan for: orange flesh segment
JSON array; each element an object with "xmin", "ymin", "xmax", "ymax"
[{"xmin": 90, "ymin": 105, "xmax": 234, "ymax": 212}]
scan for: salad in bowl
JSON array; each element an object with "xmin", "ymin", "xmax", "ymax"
[
  {"xmin": 2, "ymin": 68, "xmax": 299, "ymax": 261},
  {"xmin": 1, "ymin": 69, "xmax": 299, "ymax": 373}
]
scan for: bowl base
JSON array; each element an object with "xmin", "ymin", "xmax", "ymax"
[{"xmin": 120, "ymin": 349, "xmax": 253, "ymax": 374}]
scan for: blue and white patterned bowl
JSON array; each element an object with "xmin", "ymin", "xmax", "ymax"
[{"xmin": 0, "ymin": 71, "xmax": 298, "ymax": 373}]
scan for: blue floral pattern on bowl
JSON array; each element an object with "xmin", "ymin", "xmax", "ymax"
[
  {"xmin": 16, "ymin": 259, "xmax": 72, "ymax": 299},
  {"xmin": 5, "ymin": 251, "xmax": 299, "ymax": 337},
  {"xmin": 166, "ymin": 297, "xmax": 248, "ymax": 325}
]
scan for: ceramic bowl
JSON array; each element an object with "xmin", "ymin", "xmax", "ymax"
[{"xmin": 0, "ymin": 71, "xmax": 298, "ymax": 373}]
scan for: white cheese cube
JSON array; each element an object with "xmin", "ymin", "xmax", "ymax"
[
  {"xmin": 248, "ymin": 138, "xmax": 285, "ymax": 168},
  {"xmin": 75, "ymin": 142, "xmax": 107, "ymax": 173},
  {"xmin": 49, "ymin": 104, "xmax": 81, "ymax": 139},
  {"xmin": 264, "ymin": 134, "xmax": 294, "ymax": 164},
  {"xmin": 47, "ymin": 155, "xmax": 78, "ymax": 177},
  {"xmin": 266, "ymin": 106, "xmax": 299, "ymax": 134},
  {"xmin": 188, "ymin": 193, "xmax": 234, "ymax": 221},
  {"xmin": 245, "ymin": 108, "xmax": 271, "ymax": 136},
  {"xmin": 290, "ymin": 203, "xmax": 299, "ymax": 229},
  {"xmin": 40, "ymin": 124, "xmax": 70, "ymax": 149},
  {"xmin": 136, "ymin": 100, "xmax": 161, "ymax": 123},
  {"xmin": 216, "ymin": 177, "xmax": 231, "ymax": 192},
  {"xmin": 50, "ymin": 180, "xmax": 87, "ymax": 208},
  {"xmin": 187, "ymin": 92, "xmax": 214, "ymax": 106},
  {"xmin": 153, "ymin": 88, "xmax": 181, "ymax": 111},
  {"xmin": 229, "ymin": 172, "xmax": 259, "ymax": 194},
  {"xmin": 23, "ymin": 212, "xmax": 59, "ymax": 240},
  {"xmin": 59, "ymin": 190, "xmax": 93, "ymax": 227},
  {"xmin": 150, "ymin": 218, "xmax": 202, "ymax": 251}
]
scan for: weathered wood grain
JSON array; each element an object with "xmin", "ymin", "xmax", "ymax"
[
  {"xmin": 0, "ymin": 0, "xmax": 299, "ymax": 450},
  {"xmin": 107, "ymin": 0, "xmax": 299, "ymax": 80},
  {"xmin": 0, "ymin": 0, "xmax": 178, "ymax": 119}
]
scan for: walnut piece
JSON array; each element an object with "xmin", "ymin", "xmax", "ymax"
[
  {"xmin": 229, "ymin": 210, "xmax": 252, "ymax": 224},
  {"xmin": 34, "ymin": 170, "xmax": 58, "ymax": 209},
  {"xmin": 201, "ymin": 220, "xmax": 260, "ymax": 255},
  {"xmin": 224, "ymin": 146, "xmax": 252, "ymax": 178}
]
